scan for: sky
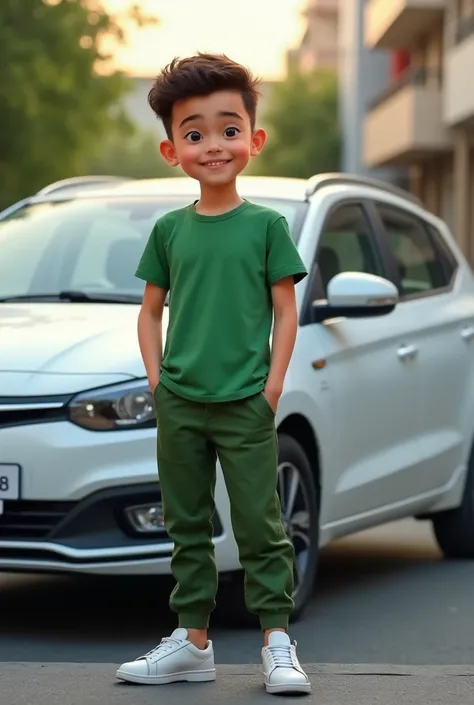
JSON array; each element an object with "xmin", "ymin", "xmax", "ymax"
[{"xmin": 104, "ymin": 0, "xmax": 307, "ymax": 80}]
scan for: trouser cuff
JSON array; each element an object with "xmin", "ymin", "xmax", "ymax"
[
  {"xmin": 178, "ymin": 613, "xmax": 210, "ymax": 630},
  {"xmin": 259, "ymin": 613, "xmax": 291, "ymax": 631}
]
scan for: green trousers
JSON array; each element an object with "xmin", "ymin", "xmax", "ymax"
[{"xmin": 154, "ymin": 382, "xmax": 295, "ymax": 631}]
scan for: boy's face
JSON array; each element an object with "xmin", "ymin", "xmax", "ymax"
[{"xmin": 159, "ymin": 90, "xmax": 266, "ymax": 186}]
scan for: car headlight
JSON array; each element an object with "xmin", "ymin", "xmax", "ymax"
[{"xmin": 68, "ymin": 380, "xmax": 156, "ymax": 431}]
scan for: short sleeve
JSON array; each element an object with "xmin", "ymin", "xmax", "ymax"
[
  {"xmin": 266, "ymin": 216, "xmax": 308, "ymax": 286},
  {"xmin": 135, "ymin": 221, "xmax": 170, "ymax": 290}
]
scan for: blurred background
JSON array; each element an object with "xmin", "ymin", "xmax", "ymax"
[{"xmin": 1, "ymin": 0, "xmax": 472, "ymax": 262}]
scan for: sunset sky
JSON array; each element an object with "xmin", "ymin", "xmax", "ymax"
[{"xmin": 104, "ymin": 0, "xmax": 307, "ymax": 80}]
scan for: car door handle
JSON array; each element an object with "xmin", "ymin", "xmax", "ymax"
[
  {"xmin": 461, "ymin": 326, "xmax": 474, "ymax": 342},
  {"xmin": 397, "ymin": 344, "xmax": 418, "ymax": 361}
]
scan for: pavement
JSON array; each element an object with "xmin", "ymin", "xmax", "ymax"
[
  {"xmin": 3, "ymin": 663, "xmax": 474, "ymax": 705},
  {"xmin": 3, "ymin": 520, "xmax": 474, "ymax": 703}
]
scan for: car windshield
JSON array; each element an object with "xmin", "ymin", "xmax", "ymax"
[{"xmin": 0, "ymin": 195, "xmax": 307, "ymax": 302}]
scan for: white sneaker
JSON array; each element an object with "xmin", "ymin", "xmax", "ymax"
[
  {"xmin": 262, "ymin": 631, "xmax": 311, "ymax": 695},
  {"xmin": 116, "ymin": 628, "xmax": 216, "ymax": 685}
]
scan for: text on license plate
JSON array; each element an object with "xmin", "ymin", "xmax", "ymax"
[{"xmin": 0, "ymin": 465, "xmax": 20, "ymax": 515}]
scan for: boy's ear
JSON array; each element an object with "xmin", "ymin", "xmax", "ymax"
[
  {"xmin": 250, "ymin": 128, "xmax": 266, "ymax": 157},
  {"xmin": 160, "ymin": 140, "xmax": 180, "ymax": 167}
]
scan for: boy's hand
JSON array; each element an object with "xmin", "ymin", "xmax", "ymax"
[{"xmin": 264, "ymin": 383, "xmax": 282, "ymax": 413}]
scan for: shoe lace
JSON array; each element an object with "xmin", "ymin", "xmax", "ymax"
[
  {"xmin": 267, "ymin": 643, "xmax": 298, "ymax": 669},
  {"xmin": 142, "ymin": 637, "xmax": 181, "ymax": 662}
]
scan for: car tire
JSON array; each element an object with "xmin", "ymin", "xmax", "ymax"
[
  {"xmin": 432, "ymin": 446, "xmax": 474, "ymax": 559},
  {"xmin": 217, "ymin": 433, "xmax": 320, "ymax": 626}
]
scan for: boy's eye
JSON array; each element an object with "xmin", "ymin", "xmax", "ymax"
[
  {"xmin": 224, "ymin": 127, "xmax": 240, "ymax": 138},
  {"xmin": 185, "ymin": 131, "xmax": 202, "ymax": 143}
]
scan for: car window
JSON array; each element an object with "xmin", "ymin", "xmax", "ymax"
[
  {"xmin": 69, "ymin": 213, "xmax": 146, "ymax": 291},
  {"xmin": 0, "ymin": 203, "xmax": 60, "ymax": 295},
  {"xmin": 317, "ymin": 204, "xmax": 385, "ymax": 295},
  {"xmin": 427, "ymin": 223, "xmax": 458, "ymax": 285},
  {"xmin": 376, "ymin": 205, "xmax": 451, "ymax": 298},
  {"xmin": 0, "ymin": 196, "xmax": 307, "ymax": 300}
]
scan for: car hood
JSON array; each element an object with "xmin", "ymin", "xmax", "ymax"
[{"xmin": 0, "ymin": 303, "xmax": 168, "ymax": 377}]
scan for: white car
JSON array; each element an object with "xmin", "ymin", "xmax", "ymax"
[{"xmin": 1, "ymin": 173, "xmax": 474, "ymax": 622}]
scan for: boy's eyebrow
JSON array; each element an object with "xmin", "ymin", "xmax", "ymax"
[
  {"xmin": 218, "ymin": 111, "xmax": 244, "ymax": 121},
  {"xmin": 178, "ymin": 111, "xmax": 244, "ymax": 129},
  {"xmin": 179, "ymin": 114, "xmax": 202, "ymax": 128}
]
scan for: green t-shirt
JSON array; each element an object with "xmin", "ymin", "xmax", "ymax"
[{"xmin": 135, "ymin": 200, "xmax": 308, "ymax": 402}]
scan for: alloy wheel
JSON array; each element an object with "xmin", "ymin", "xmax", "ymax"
[{"xmin": 277, "ymin": 460, "xmax": 312, "ymax": 598}]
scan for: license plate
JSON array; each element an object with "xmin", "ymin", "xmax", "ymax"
[{"xmin": 0, "ymin": 465, "xmax": 20, "ymax": 514}]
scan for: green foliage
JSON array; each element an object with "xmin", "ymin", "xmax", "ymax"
[
  {"xmin": 83, "ymin": 126, "xmax": 179, "ymax": 180},
  {"xmin": 252, "ymin": 69, "xmax": 341, "ymax": 179},
  {"xmin": 0, "ymin": 0, "xmax": 157, "ymax": 209}
]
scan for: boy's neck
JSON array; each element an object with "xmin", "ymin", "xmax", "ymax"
[{"xmin": 195, "ymin": 181, "xmax": 244, "ymax": 216}]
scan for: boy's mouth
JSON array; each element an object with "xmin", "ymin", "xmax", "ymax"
[{"xmin": 201, "ymin": 159, "xmax": 231, "ymax": 168}]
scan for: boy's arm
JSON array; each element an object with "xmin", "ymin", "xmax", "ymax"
[
  {"xmin": 137, "ymin": 283, "xmax": 168, "ymax": 392},
  {"xmin": 135, "ymin": 221, "xmax": 170, "ymax": 392},
  {"xmin": 264, "ymin": 276, "xmax": 298, "ymax": 412}
]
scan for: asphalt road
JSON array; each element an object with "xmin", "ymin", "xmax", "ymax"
[
  {"xmin": 6, "ymin": 664, "xmax": 474, "ymax": 705},
  {"xmin": 1, "ymin": 518, "xmax": 474, "ymax": 666}
]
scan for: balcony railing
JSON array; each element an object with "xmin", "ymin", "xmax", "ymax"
[
  {"xmin": 368, "ymin": 66, "xmax": 443, "ymax": 112},
  {"xmin": 364, "ymin": 0, "xmax": 445, "ymax": 50}
]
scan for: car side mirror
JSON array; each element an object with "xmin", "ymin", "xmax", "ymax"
[{"xmin": 311, "ymin": 272, "xmax": 398, "ymax": 324}]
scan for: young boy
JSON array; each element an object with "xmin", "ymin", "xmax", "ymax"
[{"xmin": 116, "ymin": 53, "xmax": 310, "ymax": 696}]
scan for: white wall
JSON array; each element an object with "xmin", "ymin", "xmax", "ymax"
[{"xmin": 444, "ymin": 34, "xmax": 474, "ymax": 125}]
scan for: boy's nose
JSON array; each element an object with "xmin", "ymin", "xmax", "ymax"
[{"xmin": 206, "ymin": 142, "xmax": 223, "ymax": 153}]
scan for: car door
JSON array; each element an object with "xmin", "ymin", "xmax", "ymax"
[
  {"xmin": 305, "ymin": 200, "xmax": 426, "ymax": 527},
  {"xmin": 372, "ymin": 202, "xmax": 474, "ymax": 498}
]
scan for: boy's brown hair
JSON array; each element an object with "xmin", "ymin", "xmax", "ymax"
[{"xmin": 148, "ymin": 53, "xmax": 261, "ymax": 139}]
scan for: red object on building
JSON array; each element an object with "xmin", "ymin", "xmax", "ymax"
[{"xmin": 390, "ymin": 50, "xmax": 411, "ymax": 79}]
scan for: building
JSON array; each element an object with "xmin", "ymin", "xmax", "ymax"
[
  {"xmin": 338, "ymin": 0, "xmax": 404, "ymax": 185},
  {"xmin": 363, "ymin": 0, "xmax": 474, "ymax": 263},
  {"xmin": 288, "ymin": 0, "xmax": 339, "ymax": 73},
  {"xmin": 444, "ymin": 0, "xmax": 474, "ymax": 263}
]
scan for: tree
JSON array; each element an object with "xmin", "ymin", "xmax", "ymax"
[
  {"xmin": 83, "ymin": 125, "xmax": 179, "ymax": 180},
  {"xmin": 252, "ymin": 69, "xmax": 341, "ymax": 179},
  {"xmin": 0, "ymin": 0, "xmax": 157, "ymax": 210}
]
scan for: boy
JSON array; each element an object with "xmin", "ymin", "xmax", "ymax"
[{"xmin": 116, "ymin": 53, "xmax": 310, "ymax": 696}]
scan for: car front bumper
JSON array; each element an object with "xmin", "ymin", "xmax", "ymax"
[{"xmin": 0, "ymin": 420, "xmax": 239, "ymax": 575}]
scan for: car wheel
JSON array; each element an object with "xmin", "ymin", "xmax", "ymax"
[
  {"xmin": 432, "ymin": 446, "xmax": 474, "ymax": 558},
  {"xmin": 218, "ymin": 433, "xmax": 320, "ymax": 625}
]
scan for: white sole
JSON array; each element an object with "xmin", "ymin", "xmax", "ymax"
[
  {"xmin": 265, "ymin": 681, "xmax": 312, "ymax": 695},
  {"xmin": 116, "ymin": 668, "xmax": 216, "ymax": 685}
]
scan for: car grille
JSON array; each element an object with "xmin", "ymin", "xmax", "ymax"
[
  {"xmin": 0, "ymin": 500, "xmax": 75, "ymax": 539},
  {"xmin": 0, "ymin": 396, "xmax": 70, "ymax": 429}
]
